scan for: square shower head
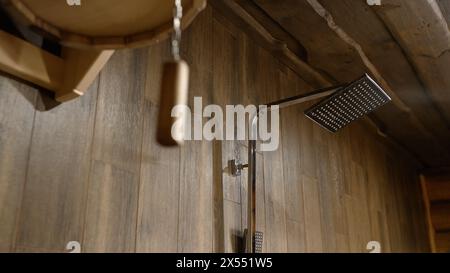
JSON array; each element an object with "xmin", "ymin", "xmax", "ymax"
[{"xmin": 304, "ymin": 74, "xmax": 391, "ymax": 133}]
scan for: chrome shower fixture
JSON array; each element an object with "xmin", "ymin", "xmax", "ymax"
[
  {"xmin": 240, "ymin": 73, "xmax": 391, "ymax": 253},
  {"xmin": 304, "ymin": 74, "xmax": 391, "ymax": 132}
]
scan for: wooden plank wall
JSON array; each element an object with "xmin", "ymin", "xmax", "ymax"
[
  {"xmin": 0, "ymin": 5, "xmax": 428, "ymax": 253},
  {"xmin": 421, "ymin": 174, "xmax": 450, "ymax": 253}
]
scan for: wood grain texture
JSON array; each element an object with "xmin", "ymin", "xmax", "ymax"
[
  {"xmin": 0, "ymin": 79, "xmax": 36, "ymax": 252},
  {"xmin": 211, "ymin": 16, "xmax": 245, "ymax": 253},
  {"xmin": 302, "ymin": 175, "xmax": 324, "ymax": 252},
  {"xmin": 253, "ymin": 0, "xmax": 450, "ymax": 167},
  {"xmin": 178, "ymin": 141, "xmax": 213, "ymax": 252},
  {"xmin": 262, "ymin": 148, "xmax": 288, "ymax": 253},
  {"xmin": 421, "ymin": 174, "xmax": 450, "ymax": 252},
  {"xmin": 260, "ymin": 53, "xmax": 288, "ymax": 253},
  {"xmin": 136, "ymin": 106, "xmax": 181, "ymax": 252},
  {"xmin": 435, "ymin": 231, "xmax": 450, "ymax": 253},
  {"xmin": 0, "ymin": 30, "xmax": 63, "ymax": 90},
  {"xmin": 136, "ymin": 42, "xmax": 180, "ymax": 253},
  {"xmin": 177, "ymin": 6, "xmax": 214, "ymax": 253},
  {"xmin": 430, "ymin": 203, "xmax": 450, "ymax": 232},
  {"xmin": 280, "ymin": 70, "xmax": 307, "ymax": 253},
  {"xmin": 223, "ymin": 200, "xmax": 242, "ymax": 252},
  {"xmin": 57, "ymin": 48, "xmax": 114, "ymax": 102},
  {"xmin": 424, "ymin": 175, "xmax": 450, "ymax": 203},
  {"xmin": 317, "ymin": 0, "xmax": 450, "ymax": 157},
  {"xmin": 89, "ymin": 49, "xmax": 147, "ymax": 173},
  {"xmin": 372, "ymin": 0, "xmax": 450, "ymax": 123},
  {"xmin": 0, "ymin": 3, "xmax": 429, "ymax": 253},
  {"xmin": 15, "ymin": 79, "xmax": 98, "ymax": 251},
  {"xmin": 83, "ymin": 48, "xmax": 147, "ymax": 252},
  {"xmin": 4, "ymin": 0, "xmax": 206, "ymax": 49},
  {"xmin": 83, "ymin": 160, "xmax": 139, "ymax": 252}
]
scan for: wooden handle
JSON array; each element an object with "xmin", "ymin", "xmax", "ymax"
[{"xmin": 157, "ymin": 60, "xmax": 190, "ymax": 146}]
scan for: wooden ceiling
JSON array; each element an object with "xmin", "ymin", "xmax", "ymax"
[{"xmin": 211, "ymin": 0, "xmax": 450, "ymax": 168}]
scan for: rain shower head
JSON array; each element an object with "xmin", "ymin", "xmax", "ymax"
[{"xmin": 304, "ymin": 74, "xmax": 391, "ymax": 133}]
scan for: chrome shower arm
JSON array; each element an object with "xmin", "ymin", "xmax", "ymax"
[
  {"xmin": 248, "ymin": 84, "xmax": 345, "ymax": 145},
  {"xmin": 267, "ymin": 84, "xmax": 346, "ymax": 109}
]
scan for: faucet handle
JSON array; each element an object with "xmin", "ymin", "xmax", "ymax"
[{"xmin": 228, "ymin": 159, "xmax": 248, "ymax": 177}]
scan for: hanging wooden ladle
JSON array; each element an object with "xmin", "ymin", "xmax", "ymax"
[{"xmin": 157, "ymin": 0, "xmax": 190, "ymax": 146}]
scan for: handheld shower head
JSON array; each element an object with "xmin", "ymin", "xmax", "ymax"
[{"xmin": 304, "ymin": 74, "xmax": 391, "ymax": 133}]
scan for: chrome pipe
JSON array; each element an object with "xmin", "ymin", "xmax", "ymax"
[{"xmin": 245, "ymin": 84, "xmax": 343, "ymax": 253}]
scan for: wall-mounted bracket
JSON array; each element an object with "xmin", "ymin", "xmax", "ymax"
[{"xmin": 228, "ymin": 159, "xmax": 248, "ymax": 177}]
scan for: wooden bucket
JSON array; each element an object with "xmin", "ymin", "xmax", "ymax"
[
  {"xmin": 0, "ymin": 0, "xmax": 206, "ymax": 102},
  {"xmin": 2, "ymin": 0, "xmax": 206, "ymax": 49}
]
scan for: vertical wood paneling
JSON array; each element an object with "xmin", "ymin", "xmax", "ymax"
[
  {"xmin": 346, "ymin": 161, "xmax": 372, "ymax": 252},
  {"xmin": 178, "ymin": 141, "xmax": 213, "ymax": 252},
  {"xmin": 0, "ymin": 80, "xmax": 37, "ymax": 252},
  {"xmin": 177, "ymin": 6, "xmax": 214, "ymax": 253},
  {"xmin": 83, "ymin": 49, "xmax": 147, "ymax": 252},
  {"xmin": 136, "ymin": 106, "xmax": 180, "ymax": 252},
  {"xmin": 0, "ymin": 3, "xmax": 429, "ymax": 254},
  {"xmin": 327, "ymin": 132, "xmax": 349, "ymax": 252},
  {"xmin": 302, "ymin": 174, "xmax": 324, "ymax": 252},
  {"xmin": 15, "ymin": 80, "xmax": 98, "ymax": 251},
  {"xmin": 89, "ymin": 50, "xmax": 147, "ymax": 173},
  {"xmin": 223, "ymin": 200, "xmax": 242, "ymax": 252},
  {"xmin": 257, "ymin": 41, "xmax": 289, "ymax": 253},
  {"xmin": 316, "ymin": 143, "xmax": 338, "ymax": 252},
  {"xmin": 212, "ymin": 13, "xmax": 243, "ymax": 253},
  {"xmin": 280, "ymin": 70, "xmax": 307, "ymax": 252},
  {"xmin": 263, "ymin": 149, "xmax": 288, "ymax": 252},
  {"xmin": 136, "ymin": 41, "xmax": 180, "ymax": 253},
  {"xmin": 83, "ymin": 160, "xmax": 139, "ymax": 252}
]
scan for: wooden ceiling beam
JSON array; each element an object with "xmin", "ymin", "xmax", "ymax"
[
  {"xmin": 305, "ymin": 0, "xmax": 450, "ymax": 166},
  {"xmin": 372, "ymin": 0, "xmax": 450, "ymax": 124},
  {"xmin": 209, "ymin": 0, "xmax": 431, "ymax": 167},
  {"xmin": 306, "ymin": 0, "xmax": 411, "ymax": 113},
  {"xmin": 238, "ymin": 0, "xmax": 450, "ymax": 166},
  {"xmin": 437, "ymin": 0, "xmax": 450, "ymax": 25},
  {"xmin": 309, "ymin": 0, "xmax": 450, "ymax": 164},
  {"xmin": 234, "ymin": 0, "xmax": 308, "ymax": 60},
  {"xmin": 209, "ymin": 0, "xmax": 332, "ymax": 88}
]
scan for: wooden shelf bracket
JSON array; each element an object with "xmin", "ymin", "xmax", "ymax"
[{"xmin": 0, "ymin": 29, "xmax": 114, "ymax": 102}]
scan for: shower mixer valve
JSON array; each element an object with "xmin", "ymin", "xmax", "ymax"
[{"xmin": 228, "ymin": 159, "xmax": 249, "ymax": 177}]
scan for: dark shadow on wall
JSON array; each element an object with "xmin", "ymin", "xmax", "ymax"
[
  {"xmin": 231, "ymin": 229, "xmax": 244, "ymax": 253},
  {"xmin": 0, "ymin": 71, "xmax": 61, "ymax": 111}
]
